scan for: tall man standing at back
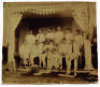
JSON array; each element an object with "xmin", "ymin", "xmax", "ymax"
[
  {"xmin": 25, "ymin": 30, "xmax": 36, "ymax": 46},
  {"xmin": 36, "ymin": 28, "xmax": 45, "ymax": 67},
  {"xmin": 73, "ymin": 30, "xmax": 84, "ymax": 76},
  {"xmin": 19, "ymin": 40, "xmax": 30, "ymax": 68},
  {"xmin": 25, "ymin": 30, "xmax": 36, "ymax": 66},
  {"xmin": 46, "ymin": 28, "xmax": 55, "ymax": 41},
  {"xmin": 54, "ymin": 26, "xmax": 64, "ymax": 45},
  {"xmin": 65, "ymin": 28, "xmax": 73, "ymax": 75}
]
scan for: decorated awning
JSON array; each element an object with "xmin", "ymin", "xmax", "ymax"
[{"xmin": 10, "ymin": 5, "xmax": 71, "ymax": 16}]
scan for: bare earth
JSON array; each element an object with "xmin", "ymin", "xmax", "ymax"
[{"xmin": 2, "ymin": 70, "xmax": 98, "ymax": 84}]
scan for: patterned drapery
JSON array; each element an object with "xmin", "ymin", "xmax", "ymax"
[
  {"xmin": 7, "ymin": 14, "xmax": 22, "ymax": 71},
  {"xmin": 72, "ymin": 5, "xmax": 89, "ymax": 32}
]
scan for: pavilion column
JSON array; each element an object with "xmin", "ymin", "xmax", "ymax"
[
  {"xmin": 6, "ymin": 12, "xmax": 22, "ymax": 71},
  {"xmin": 72, "ymin": 4, "xmax": 95, "ymax": 70},
  {"xmin": 8, "ymin": 29, "xmax": 16, "ymax": 71},
  {"xmin": 83, "ymin": 33, "xmax": 94, "ymax": 70},
  {"xmin": 83, "ymin": 3, "xmax": 95, "ymax": 70}
]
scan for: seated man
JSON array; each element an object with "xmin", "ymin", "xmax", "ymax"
[
  {"xmin": 41, "ymin": 41, "xmax": 49, "ymax": 69},
  {"xmin": 41, "ymin": 40, "xmax": 59, "ymax": 71},
  {"xmin": 47, "ymin": 41, "xmax": 60, "ymax": 70},
  {"xmin": 30, "ymin": 40, "xmax": 42, "ymax": 67}
]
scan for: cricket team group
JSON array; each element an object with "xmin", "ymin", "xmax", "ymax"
[{"xmin": 19, "ymin": 26, "xmax": 90, "ymax": 75}]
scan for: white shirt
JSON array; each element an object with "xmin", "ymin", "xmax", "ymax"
[
  {"xmin": 30, "ymin": 44, "xmax": 42, "ymax": 58},
  {"xmin": 58, "ymin": 42, "xmax": 72, "ymax": 55},
  {"xmin": 46, "ymin": 32, "xmax": 55, "ymax": 40},
  {"xmin": 73, "ymin": 42, "xmax": 81, "ymax": 57},
  {"xmin": 36, "ymin": 33, "xmax": 45, "ymax": 43},
  {"xmin": 73, "ymin": 35, "xmax": 83, "ymax": 57},
  {"xmin": 54, "ymin": 31, "xmax": 64, "ymax": 44},
  {"xmin": 65, "ymin": 33, "xmax": 73, "ymax": 44},
  {"xmin": 25, "ymin": 34, "xmax": 36, "ymax": 44},
  {"xmin": 74, "ymin": 34, "xmax": 84, "ymax": 47},
  {"xmin": 19, "ymin": 44, "xmax": 30, "ymax": 59},
  {"xmin": 43, "ymin": 43, "xmax": 55, "ymax": 58}
]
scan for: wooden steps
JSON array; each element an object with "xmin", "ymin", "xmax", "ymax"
[{"xmin": 17, "ymin": 67, "xmax": 98, "ymax": 76}]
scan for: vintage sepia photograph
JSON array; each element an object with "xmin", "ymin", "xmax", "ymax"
[{"xmin": 2, "ymin": 2, "xmax": 98, "ymax": 84}]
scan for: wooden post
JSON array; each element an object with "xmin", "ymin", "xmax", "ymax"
[
  {"xmin": 7, "ymin": 25, "xmax": 16, "ymax": 72},
  {"xmin": 84, "ymin": 33, "xmax": 94, "ymax": 70}
]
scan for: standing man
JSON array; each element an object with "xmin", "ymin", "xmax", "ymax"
[
  {"xmin": 54, "ymin": 26, "xmax": 64, "ymax": 45},
  {"xmin": 65, "ymin": 28, "xmax": 74, "ymax": 44},
  {"xmin": 25, "ymin": 30, "xmax": 36, "ymax": 66},
  {"xmin": 58, "ymin": 38, "xmax": 73, "ymax": 75},
  {"xmin": 64, "ymin": 28, "xmax": 74, "ymax": 75},
  {"xmin": 46, "ymin": 28, "xmax": 55, "ymax": 41},
  {"xmin": 51, "ymin": 27, "xmax": 56, "ymax": 41},
  {"xmin": 30, "ymin": 40, "xmax": 42, "ymax": 66},
  {"xmin": 36, "ymin": 28, "xmax": 45, "ymax": 46},
  {"xmin": 73, "ymin": 30, "xmax": 84, "ymax": 76},
  {"xmin": 36, "ymin": 28, "xmax": 45, "ymax": 67},
  {"xmin": 25, "ymin": 30, "xmax": 36, "ymax": 46},
  {"xmin": 19, "ymin": 40, "xmax": 30, "ymax": 68}
]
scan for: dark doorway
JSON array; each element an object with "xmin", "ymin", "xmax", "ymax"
[{"xmin": 15, "ymin": 16, "xmax": 73, "ymax": 68}]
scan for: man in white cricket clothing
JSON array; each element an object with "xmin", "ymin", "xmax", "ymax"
[
  {"xmin": 36, "ymin": 28, "xmax": 45, "ymax": 67},
  {"xmin": 25, "ymin": 30, "xmax": 36, "ymax": 65},
  {"xmin": 58, "ymin": 38, "xmax": 73, "ymax": 74},
  {"xmin": 65, "ymin": 29, "xmax": 74, "ymax": 75},
  {"xmin": 46, "ymin": 28, "xmax": 55, "ymax": 41},
  {"xmin": 73, "ymin": 30, "xmax": 84, "ymax": 76},
  {"xmin": 41, "ymin": 41, "xmax": 49, "ymax": 69},
  {"xmin": 19, "ymin": 40, "xmax": 30, "ymax": 68},
  {"xmin": 25, "ymin": 30, "xmax": 36, "ymax": 46},
  {"xmin": 54, "ymin": 26, "xmax": 64, "ymax": 45},
  {"xmin": 30, "ymin": 40, "xmax": 43, "ymax": 66},
  {"xmin": 47, "ymin": 41, "xmax": 59, "ymax": 70}
]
